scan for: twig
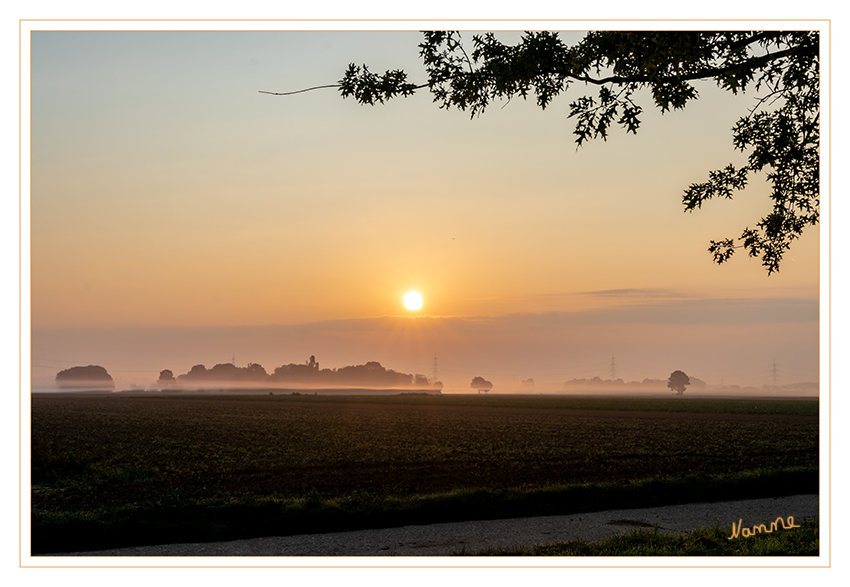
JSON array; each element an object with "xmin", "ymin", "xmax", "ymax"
[{"xmin": 258, "ymin": 84, "xmax": 340, "ymax": 96}]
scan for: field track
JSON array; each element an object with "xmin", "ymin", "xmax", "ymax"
[{"xmin": 55, "ymin": 493, "xmax": 820, "ymax": 557}]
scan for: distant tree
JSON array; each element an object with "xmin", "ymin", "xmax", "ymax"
[
  {"xmin": 267, "ymin": 31, "xmax": 819, "ymax": 273},
  {"xmin": 171, "ymin": 357, "xmax": 428, "ymax": 389},
  {"xmin": 271, "ymin": 361, "xmax": 318, "ymax": 382},
  {"xmin": 414, "ymin": 374, "xmax": 431, "ymax": 387},
  {"xmin": 157, "ymin": 369, "xmax": 175, "ymax": 388},
  {"xmin": 177, "ymin": 364, "xmax": 209, "ymax": 384},
  {"xmin": 55, "ymin": 365, "xmax": 114, "ymax": 390},
  {"xmin": 690, "ymin": 377, "xmax": 708, "ymax": 388},
  {"xmin": 335, "ymin": 361, "xmax": 413, "ymax": 387},
  {"xmin": 667, "ymin": 370, "xmax": 691, "ymax": 395},
  {"xmin": 244, "ymin": 362, "xmax": 269, "ymax": 380},
  {"xmin": 470, "ymin": 376, "xmax": 493, "ymax": 394},
  {"xmin": 171, "ymin": 362, "xmax": 272, "ymax": 387},
  {"xmin": 210, "ymin": 363, "xmax": 240, "ymax": 379}
]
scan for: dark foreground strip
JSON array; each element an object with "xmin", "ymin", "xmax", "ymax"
[{"xmin": 32, "ymin": 466, "xmax": 817, "ymax": 555}]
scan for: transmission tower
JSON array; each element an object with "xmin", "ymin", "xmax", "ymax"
[
  {"xmin": 771, "ymin": 360, "xmax": 780, "ymax": 388},
  {"xmin": 610, "ymin": 355, "xmax": 617, "ymax": 379},
  {"xmin": 432, "ymin": 353, "xmax": 439, "ymax": 382}
]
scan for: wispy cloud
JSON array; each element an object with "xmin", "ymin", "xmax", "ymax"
[
  {"xmin": 575, "ymin": 297, "xmax": 819, "ymax": 325},
  {"xmin": 581, "ymin": 288, "xmax": 691, "ymax": 299}
]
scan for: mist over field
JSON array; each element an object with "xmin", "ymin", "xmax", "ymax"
[{"xmin": 30, "ymin": 298, "xmax": 819, "ymax": 394}]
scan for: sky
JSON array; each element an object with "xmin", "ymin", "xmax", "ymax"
[{"xmin": 25, "ymin": 24, "xmax": 825, "ymax": 391}]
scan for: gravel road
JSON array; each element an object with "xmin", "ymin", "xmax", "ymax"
[{"xmin": 53, "ymin": 494, "xmax": 818, "ymax": 557}]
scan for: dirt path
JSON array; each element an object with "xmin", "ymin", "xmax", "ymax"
[{"xmin": 52, "ymin": 494, "xmax": 818, "ymax": 557}]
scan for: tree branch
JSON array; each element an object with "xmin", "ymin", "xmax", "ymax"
[
  {"xmin": 258, "ymin": 84, "xmax": 341, "ymax": 96},
  {"xmin": 553, "ymin": 45, "xmax": 813, "ymax": 87},
  {"xmin": 262, "ymin": 41, "xmax": 811, "ymax": 100}
]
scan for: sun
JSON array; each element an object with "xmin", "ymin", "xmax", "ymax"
[{"xmin": 403, "ymin": 291, "xmax": 423, "ymax": 311}]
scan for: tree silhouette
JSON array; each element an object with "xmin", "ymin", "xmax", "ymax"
[
  {"xmin": 414, "ymin": 374, "xmax": 431, "ymax": 387},
  {"xmin": 667, "ymin": 370, "xmax": 691, "ymax": 395},
  {"xmin": 55, "ymin": 365, "xmax": 114, "ymax": 390},
  {"xmin": 265, "ymin": 31, "xmax": 819, "ymax": 273},
  {"xmin": 157, "ymin": 369, "xmax": 175, "ymax": 388},
  {"xmin": 244, "ymin": 363, "xmax": 269, "ymax": 380},
  {"xmin": 470, "ymin": 376, "xmax": 493, "ymax": 394}
]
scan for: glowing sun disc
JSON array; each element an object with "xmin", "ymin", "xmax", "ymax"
[{"xmin": 403, "ymin": 291, "xmax": 423, "ymax": 311}]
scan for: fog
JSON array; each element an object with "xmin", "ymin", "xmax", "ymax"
[{"xmin": 30, "ymin": 299, "xmax": 819, "ymax": 394}]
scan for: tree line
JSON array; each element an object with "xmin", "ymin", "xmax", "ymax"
[
  {"xmin": 563, "ymin": 375, "xmax": 706, "ymax": 391},
  {"xmin": 156, "ymin": 357, "xmax": 443, "ymax": 390}
]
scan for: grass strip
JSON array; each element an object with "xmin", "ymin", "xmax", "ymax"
[
  {"xmin": 32, "ymin": 466, "xmax": 817, "ymax": 555},
  {"xmin": 466, "ymin": 518, "xmax": 819, "ymax": 556}
]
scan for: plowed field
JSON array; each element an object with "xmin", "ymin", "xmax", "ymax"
[{"xmin": 31, "ymin": 393, "xmax": 819, "ymax": 512}]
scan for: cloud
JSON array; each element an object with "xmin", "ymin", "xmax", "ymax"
[
  {"xmin": 595, "ymin": 297, "xmax": 817, "ymax": 325},
  {"xmin": 581, "ymin": 288, "xmax": 691, "ymax": 299}
]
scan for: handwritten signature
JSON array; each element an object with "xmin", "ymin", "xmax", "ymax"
[{"xmin": 728, "ymin": 516, "xmax": 800, "ymax": 540}]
